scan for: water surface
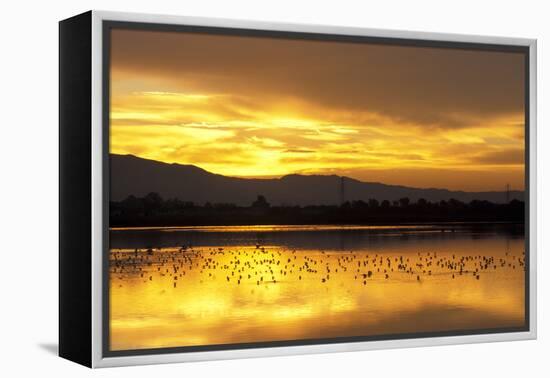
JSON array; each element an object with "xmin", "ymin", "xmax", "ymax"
[{"xmin": 109, "ymin": 224, "xmax": 525, "ymax": 351}]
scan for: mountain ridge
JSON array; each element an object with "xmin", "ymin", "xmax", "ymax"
[{"xmin": 110, "ymin": 154, "xmax": 524, "ymax": 205}]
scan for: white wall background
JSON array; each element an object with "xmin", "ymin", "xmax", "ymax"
[{"xmin": 0, "ymin": 0, "xmax": 547, "ymax": 376}]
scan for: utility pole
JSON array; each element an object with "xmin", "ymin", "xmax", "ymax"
[
  {"xmin": 505, "ymin": 183, "xmax": 510, "ymax": 203},
  {"xmin": 340, "ymin": 177, "xmax": 345, "ymax": 205}
]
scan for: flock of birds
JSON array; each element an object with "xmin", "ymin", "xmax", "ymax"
[{"xmin": 110, "ymin": 244, "xmax": 526, "ymax": 289}]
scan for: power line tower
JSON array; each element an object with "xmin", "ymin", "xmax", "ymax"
[
  {"xmin": 340, "ymin": 177, "xmax": 345, "ymax": 205},
  {"xmin": 505, "ymin": 183, "xmax": 511, "ymax": 203}
]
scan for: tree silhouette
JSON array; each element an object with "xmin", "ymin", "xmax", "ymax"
[
  {"xmin": 417, "ymin": 198, "xmax": 428, "ymax": 208},
  {"xmin": 110, "ymin": 192, "xmax": 525, "ymax": 227},
  {"xmin": 399, "ymin": 197, "xmax": 410, "ymax": 207},
  {"xmin": 368, "ymin": 198, "xmax": 380, "ymax": 209},
  {"xmin": 252, "ymin": 195, "xmax": 270, "ymax": 208},
  {"xmin": 144, "ymin": 192, "xmax": 163, "ymax": 206},
  {"xmin": 143, "ymin": 192, "xmax": 163, "ymax": 215}
]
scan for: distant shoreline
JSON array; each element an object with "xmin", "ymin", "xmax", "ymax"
[
  {"xmin": 110, "ymin": 214, "xmax": 525, "ymax": 228},
  {"xmin": 110, "ymin": 192, "xmax": 525, "ymax": 228},
  {"xmin": 109, "ymin": 221, "xmax": 525, "ymax": 232}
]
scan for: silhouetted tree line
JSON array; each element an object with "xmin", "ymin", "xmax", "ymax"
[{"xmin": 110, "ymin": 193, "xmax": 525, "ymax": 227}]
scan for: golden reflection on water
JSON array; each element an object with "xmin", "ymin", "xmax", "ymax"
[
  {"xmin": 109, "ymin": 235, "xmax": 525, "ymax": 351},
  {"xmin": 111, "ymin": 224, "xmax": 439, "ymax": 232}
]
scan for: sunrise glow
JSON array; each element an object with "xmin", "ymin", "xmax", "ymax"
[{"xmin": 109, "ymin": 29, "xmax": 525, "ymax": 191}]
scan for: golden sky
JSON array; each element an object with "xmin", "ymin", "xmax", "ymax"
[{"xmin": 109, "ymin": 28, "xmax": 526, "ymax": 191}]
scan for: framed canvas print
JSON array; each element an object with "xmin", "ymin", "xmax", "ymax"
[{"xmin": 59, "ymin": 10, "xmax": 537, "ymax": 368}]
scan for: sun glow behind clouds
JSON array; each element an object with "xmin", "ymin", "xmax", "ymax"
[
  {"xmin": 109, "ymin": 29, "xmax": 526, "ymax": 191},
  {"xmin": 110, "ymin": 90, "xmax": 524, "ymax": 190}
]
